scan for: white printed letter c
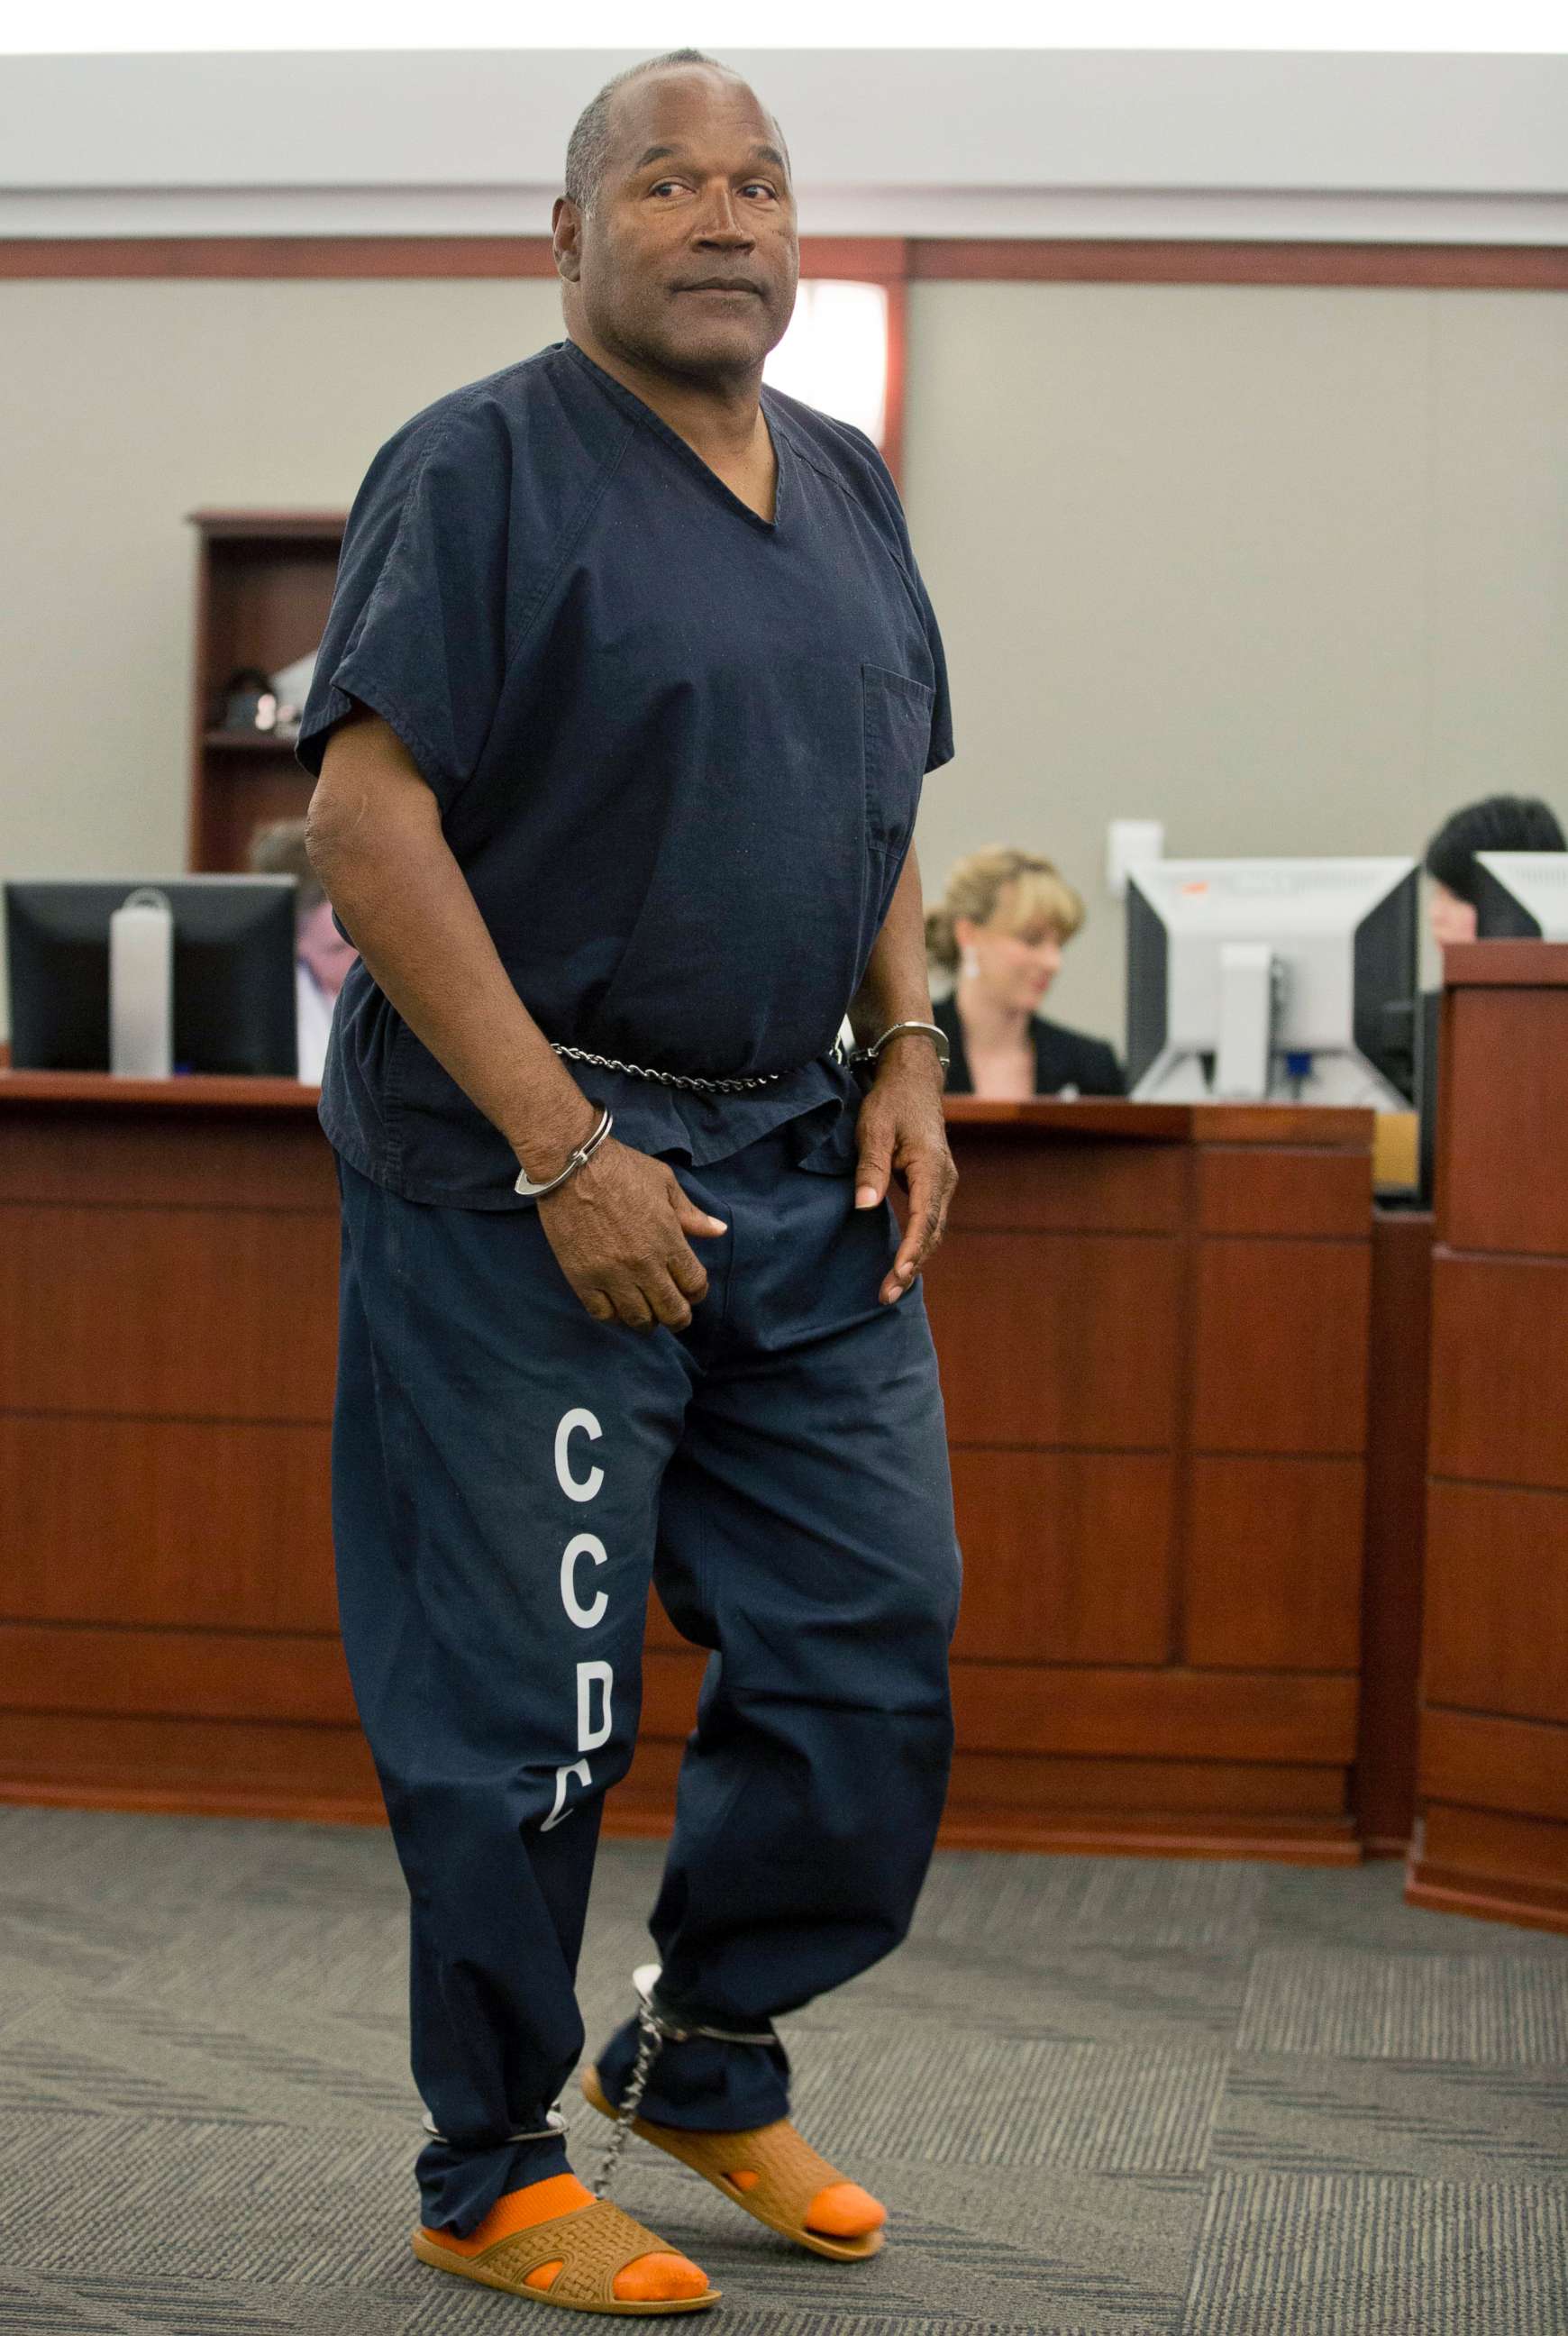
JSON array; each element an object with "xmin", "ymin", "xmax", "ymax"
[
  {"xmin": 554, "ymin": 1408, "xmax": 605, "ymax": 1502},
  {"xmin": 561, "ymin": 1534, "xmax": 609, "ymax": 1629}
]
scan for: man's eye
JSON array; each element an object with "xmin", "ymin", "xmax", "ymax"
[{"xmin": 742, "ymin": 182, "xmax": 779, "ymax": 202}]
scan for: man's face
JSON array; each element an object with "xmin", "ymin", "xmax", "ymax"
[{"xmin": 558, "ymin": 68, "xmax": 798, "ymax": 383}]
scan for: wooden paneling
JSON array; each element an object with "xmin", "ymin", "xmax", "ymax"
[
  {"xmin": 941, "ymin": 1753, "xmax": 1349, "ymax": 1820},
  {"xmin": 1428, "ymin": 1255, "xmax": 1568, "ymax": 1488},
  {"xmin": 1196, "ymin": 1148, "xmax": 1370, "ymax": 1240},
  {"xmin": 638, "ymin": 1648, "xmax": 707, "ymax": 1735},
  {"xmin": 1409, "ymin": 1804, "xmax": 1568, "ymax": 1931},
  {"xmin": 906, "ymin": 241, "xmax": 1568, "ymax": 290},
  {"xmin": 1437, "ymin": 943, "xmax": 1568, "ymax": 990},
  {"xmin": 0, "ymin": 1086, "xmax": 1379, "ymax": 1859},
  {"xmin": 0, "ymin": 1070, "xmax": 322, "ymax": 1108},
  {"xmin": 0, "ymin": 1416, "xmax": 336, "ymax": 1632},
  {"xmin": 946, "ymin": 1136, "xmax": 1183, "ymax": 1235},
  {"xmin": 1419, "ymin": 1710, "xmax": 1568, "ymax": 1829},
  {"xmin": 0, "ymin": 1710, "xmax": 381, "ymax": 1821},
  {"xmin": 8, "ymin": 237, "xmax": 1567, "ymax": 293},
  {"xmin": 611, "ymin": 1734, "xmax": 687, "ymax": 1830},
  {"xmin": 923, "ymin": 1231, "xmax": 1179, "ymax": 1448},
  {"xmin": 1443, "ymin": 992, "xmax": 1568, "ymax": 1255},
  {"xmin": 0, "ymin": 1106, "xmax": 334, "ymax": 1210},
  {"xmin": 1355, "ymin": 1209, "xmax": 1434, "ymax": 1853},
  {"xmin": 0, "ymin": 1624, "xmax": 354, "ymax": 1724},
  {"xmin": 1412, "ymin": 949, "xmax": 1568, "ymax": 1936},
  {"xmin": 0, "ymin": 234, "xmax": 910, "ymax": 282},
  {"xmin": 634, "ymin": 1647, "xmax": 1358, "ymax": 1766},
  {"xmin": 948, "ymin": 1665, "xmax": 1358, "ymax": 1765},
  {"xmin": 949, "ymin": 1451, "xmax": 1172, "ymax": 1665},
  {"xmin": 1423, "ymin": 1483, "xmax": 1568, "ymax": 1725},
  {"xmin": 934, "ymin": 1811, "xmax": 1356, "ymax": 1859},
  {"xmin": 1185, "ymin": 1456, "xmax": 1364, "ymax": 1671},
  {"xmin": 0, "ymin": 1203, "xmax": 338, "ymax": 1420},
  {"xmin": 1191, "ymin": 1240, "xmax": 1371, "ymax": 1455}
]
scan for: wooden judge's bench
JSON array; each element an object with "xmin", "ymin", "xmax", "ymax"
[
  {"xmin": 1406, "ymin": 944, "xmax": 1568, "ymax": 1933},
  {"xmin": 0, "ymin": 1074, "xmax": 1404, "ymax": 1867}
]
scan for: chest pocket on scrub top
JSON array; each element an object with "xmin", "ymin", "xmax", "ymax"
[{"xmin": 861, "ymin": 663, "xmax": 934, "ymax": 911}]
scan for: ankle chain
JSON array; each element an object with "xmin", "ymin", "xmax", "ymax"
[{"xmin": 590, "ymin": 1964, "xmax": 775, "ymax": 2201}]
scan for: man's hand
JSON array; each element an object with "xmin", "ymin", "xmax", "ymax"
[
  {"xmin": 852, "ymin": 1039, "xmax": 957, "ymax": 1305},
  {"xmin": 537, "ymin": 1138, "xmax": 727, "ymax": 1330}
]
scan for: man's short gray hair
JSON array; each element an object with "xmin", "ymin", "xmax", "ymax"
[{"xmin": 563, "ymin": 49, "xmax": 732, "ymax": 214}]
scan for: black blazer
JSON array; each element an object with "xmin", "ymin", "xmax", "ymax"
[{"xmin": 933, "ymin": 993, "xmax": 1126, "ymax": 1099}]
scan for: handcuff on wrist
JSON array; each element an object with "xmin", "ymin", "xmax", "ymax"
[
  {"xmin": 514, "ymin": 1017, "xmax": 945, "ymax": 1200},
  {"xmin": 515, "ymin": 1105, "xmax": 615, "ymax": 1200},
  {"xmin": 846, "ymin": 1018, "xmax": 951, "ymax": 1076}
]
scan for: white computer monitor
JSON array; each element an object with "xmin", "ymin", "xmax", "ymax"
[
  {"xmin": 1126, "ymin": 857, "xmax": 1418, "ymax": 1108},
  {"xmin": 1473, "ymin": 852, "xmax": 1568, "ymax": 941}
]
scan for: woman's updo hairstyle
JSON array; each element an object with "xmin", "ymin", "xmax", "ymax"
[{"xmin": 925, "ymin": 846, "xmax": 1085, "ymax": 972}]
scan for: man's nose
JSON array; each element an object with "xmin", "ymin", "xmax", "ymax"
[{"xmin": 693, "ymin": 186, "xmax": 754, "ymax": 246}]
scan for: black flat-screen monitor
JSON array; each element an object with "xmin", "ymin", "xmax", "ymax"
[{"xmin": 5, "ymin": 877, "xmax": 298, "ymax": 1076}]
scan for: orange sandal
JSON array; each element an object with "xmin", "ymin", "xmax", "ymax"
[
  {"xmin": 412, "ymin": 2195, "xmax": 719, "ymax": 2314},
  {"xmin": 581, "ymin": 2064, "xmax": 886, "ymax": 2263}
]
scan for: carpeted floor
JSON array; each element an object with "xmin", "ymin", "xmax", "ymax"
[{"xmin": 1, "ymin": 1809, "xmax": 1565, "ymax": 2334}]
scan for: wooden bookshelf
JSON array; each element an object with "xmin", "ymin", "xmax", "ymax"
[{"xmin": 187, "ymin": 510, "xmax": 344, "ymax": 871}]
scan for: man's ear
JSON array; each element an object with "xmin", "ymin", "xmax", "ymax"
[{"xmin": 552, "ymin": 196, "xmax": 582, "ymax": 285}]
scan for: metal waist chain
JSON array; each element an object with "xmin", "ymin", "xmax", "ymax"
[{"xmin": 551, "ymin": 1042, "xmax": 786, "ymax": 1095}]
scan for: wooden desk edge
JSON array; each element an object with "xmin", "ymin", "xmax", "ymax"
[
  {"xmin": 0, "ymin": 1073, "xmax": 1372, "ymax": 1151},
  {"xmin": 944, "ymin": 1096, "xmax": 1373, "ymax": 1148},
  {"xmin": 0, "ymin": 1070, "xmax": 320, "ymax": 1110},
  {"xmin": 1443, "ymin": 940, "xmax": 1568, "ymax": 989}
]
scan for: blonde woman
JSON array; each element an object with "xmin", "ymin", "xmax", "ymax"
[{"xmin": 927, "ymin": 846, "xmax": 1124, "ymax": 1099}]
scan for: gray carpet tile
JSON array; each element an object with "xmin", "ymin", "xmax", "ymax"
[
  {"xmin": 1180, "ymin": 2171, "xmax": 1568, "ymax": 2336},
  {"xmin": 1237, "ymin": 1946, "xmax": 1568, "ymax": 2061},
  {"xmin": 1257, "ymin": 1863, "xmax": 1568, "ymax": 1959},
  {"xmin": 816, "ymin": 1935, "xmax": 1251, "ymax": 2049},
  {"xmin": 783, "ymin": 2031, "xmax": 1227, "ymax": 2171},
  {"xmin": 2, "ymin": 1808, "xmax": 1565, "ymax": 2333},
  {"xmin": 1212, "ymin": 2054, "xmax": 1568, "ymax": 2180},
  {"xmin": 910, "ymin": 1854, "xmax": 1264, "ymax": 1957}
]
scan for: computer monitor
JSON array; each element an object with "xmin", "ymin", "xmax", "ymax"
[
  {"xmin": 1472, "ymin": 852, "xmax": 1568, "ymax": 940},
  {"xmin": 1126, "ymin": 856, "xmax": 1418, "ymax": 1108},
  {"xmin": 5, "ymin": 877, "xmax": 298, "ymax": 1076}
]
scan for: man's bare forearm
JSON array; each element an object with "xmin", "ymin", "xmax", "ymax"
[
  {"xmin": 849, "ymin": 850, "xmax": 941, "ymax": 1066},
  {"xmin": 305, "ymin": 709, "xmax": 596, "ymax": 1181}
]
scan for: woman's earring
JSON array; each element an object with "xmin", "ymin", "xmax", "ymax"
[{"xmin": 961, "ymin": 946, "xmax": 980, "ymax": 980}]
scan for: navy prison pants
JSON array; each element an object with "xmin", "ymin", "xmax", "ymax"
[{"xmin": 333, "ymin": 1125, "xmax": 962, "ymax": 2234}]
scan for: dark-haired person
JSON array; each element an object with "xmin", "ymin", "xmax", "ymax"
[
  {"xmin": 928, "ymin": 845, "xmax": 1124, "ymax": 1099},
  {"xmin": 298, "ymin": 47, "xmax": 960, "ymax": 2318},
  {"xmin": 1424, "ymin": 794, "xmax": 1565, "ymax": 946}
]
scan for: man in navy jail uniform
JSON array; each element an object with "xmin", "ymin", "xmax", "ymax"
[{"xmin": 299, "ymin": 47, "xmax": 961, "ymax": 2317}]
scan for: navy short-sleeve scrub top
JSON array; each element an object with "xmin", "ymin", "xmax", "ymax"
[{"xmin": 297, "ymin": 339, "xmax": 953, "ymax": 1208}]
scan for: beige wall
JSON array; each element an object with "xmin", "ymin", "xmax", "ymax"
[
  {"xmin": 906, "ymin": 279, "xmax": 1568, "ymax": 1041},
  {"xmin": 0, "ymin": 278, "xmax": 565, "ymax": 1027},
  {"xmin": 2, "ymin": 271, "xmax": 1565, "ymax": 1045}
]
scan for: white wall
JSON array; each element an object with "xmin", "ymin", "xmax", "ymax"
[
  {"xmin": 3, "ymin": 47, "xmax": 1566, "ymax": 242},
  {"xmin": 2, "ymin": 271, "xmax": 1566, "ymax": 1044}
]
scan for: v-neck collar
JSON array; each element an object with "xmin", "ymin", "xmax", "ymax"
[{"xmin": 561, "ymin": 339, "xmax": 786, "ymax": 534}]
